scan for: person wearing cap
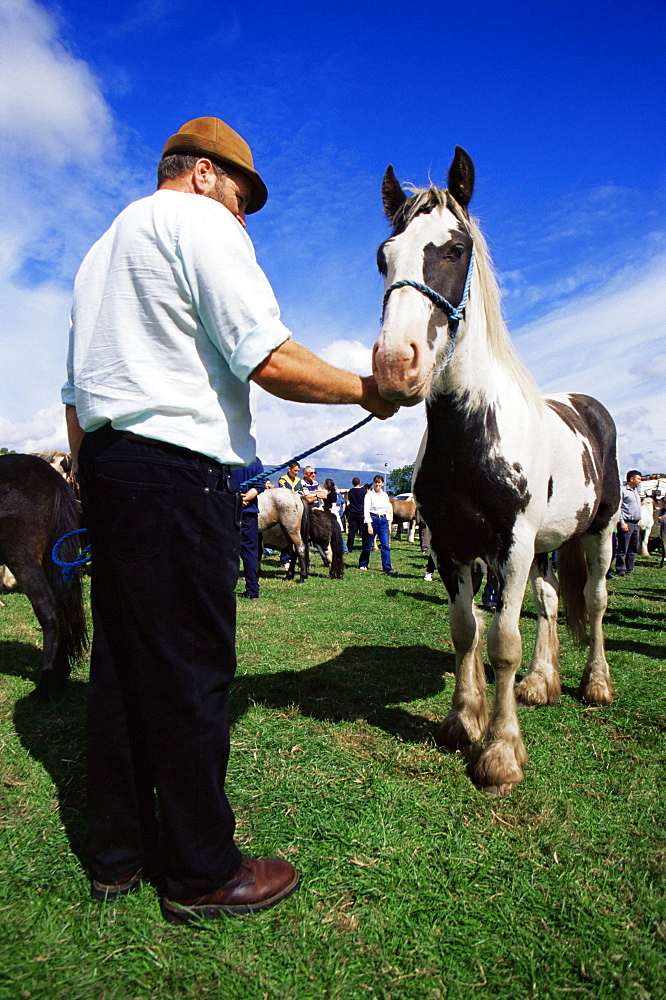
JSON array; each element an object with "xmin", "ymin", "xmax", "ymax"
[{"xmin": 62, "ymin": 116, "xmax": 397, "ymax": 924}]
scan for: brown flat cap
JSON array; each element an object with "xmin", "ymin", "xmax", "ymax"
[{"xmin": 162, "ymin": 117, "xmax": 267, "ymax": 213}]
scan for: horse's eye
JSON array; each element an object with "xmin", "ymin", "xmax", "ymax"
[{"xmin": 454, "ymin": 244, "xmax": 465, "ymax": 259}]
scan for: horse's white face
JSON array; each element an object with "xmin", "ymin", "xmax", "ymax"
[{"xmin": 373, "ymin": 204, "xmax": 473, "ymax": 405}]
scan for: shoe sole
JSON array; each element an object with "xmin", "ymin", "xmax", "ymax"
[{"xmin": 161, "ymin": 871, "xmax": 300, "ymax": 924}]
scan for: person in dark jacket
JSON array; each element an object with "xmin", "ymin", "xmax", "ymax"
[
  {"xmin": 346, "ymin": 477, "xmax": 366, "ymax": 551},
  {"xmin": 230, "ymin": 458, "xmax": 265, "ymax": 599}
]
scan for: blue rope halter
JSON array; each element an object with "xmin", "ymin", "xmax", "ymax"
[{"xmin": 381, "ymin": 246, "xmax": 475, "ymax": 373}]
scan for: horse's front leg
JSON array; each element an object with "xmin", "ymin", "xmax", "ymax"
[
  {"xmin": 436, "ymin": 562, "xmax": 489, "ymax": 749},
  {"xmin": 477, "ymin": 552, "xmax": 532, "ymax": 794},
  {"xmin": 579, "ymin": 530, "xmax": 614, "ymax": 705},
  {"xmin": 515, "ymin": 554, "xmax": 561, "ymax": 706}
]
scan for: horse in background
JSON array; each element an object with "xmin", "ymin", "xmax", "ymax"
[
  {"xmin": 638, "ymin": 495, "xmax": 656, "ymax": 557},
  {"xmin": 390, "ymin": 494, "xmax": 418, "ymax": 542},
  {"xmin": 258, "ymin": 489, "xmax": 345, "ymax": 581},
  {"xmin": 32, "ymin": 451, "xmax": 72, "ymax": 479},
  {"xmin": 310, "ymin": 507, "xmax": 345, "ymax": 578},
  {"xmin": 372, "ymin": 147, "xmax": 619, "ymax": 794},
  {"xmin": 0, "ymin": 454, "xmax": 88, "ymax": 696},
  {"xmin": 258, "ymin": 488, "xmax": 310, "ymax": 582}
]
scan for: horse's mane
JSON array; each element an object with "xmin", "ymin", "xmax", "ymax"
[{"xmin": 397, "ymin": 185, "xmax": 542, "ymax": 408}]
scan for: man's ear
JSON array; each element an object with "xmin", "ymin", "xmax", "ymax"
[{"xmin": 192, "ymin": 157, "xmax": 216, "ymax": 194}]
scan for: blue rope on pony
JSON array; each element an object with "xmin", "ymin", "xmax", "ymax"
[
  {"xmin": 52, "ymin": 528, "xmax": 91, "ymax": 583},
  {"xmin": 240, "ymin": 413, "xmax": 375, "ymax": 490},
  {"xmin": 382, "ymin": 246, "xmax": 475, "ymax": 373}
]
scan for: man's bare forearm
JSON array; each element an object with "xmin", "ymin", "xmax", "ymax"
[
  {"xmin": 65, "ymin": 404, "xmax": 85, "ymax": 470},
  {"xmin": 251, "ymin": 340, "xmax": 397, "ymax": 419}
]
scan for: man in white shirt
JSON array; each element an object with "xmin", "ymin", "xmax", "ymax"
[
  {"xmin": 359, "ymin": 475, "xmax": 397, "ymax": 575},
  {"xmin": 63, "ymin": 116, "xmax": 397, "ymax": 924}
]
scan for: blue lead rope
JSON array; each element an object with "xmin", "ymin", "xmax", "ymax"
[
  {"xmin": 240, "ymin": 412, "xmax": 375, "ymax": 489},
  {"xmin": 51, "ymin": 528, "xmax": 92, "ymax": 582},
  {"xmin": 51, "ymin": 412, "xmax": 377, "ymax": 576}
]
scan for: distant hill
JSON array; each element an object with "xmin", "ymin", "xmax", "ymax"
[{"xmin": 263, "ymin": 465, "xmax": 387, "ymax": 490}]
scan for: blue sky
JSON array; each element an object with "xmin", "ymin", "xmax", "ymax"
[{"xmin": 0, "ymin": 0, "xmax": 664, "ymax": 474}]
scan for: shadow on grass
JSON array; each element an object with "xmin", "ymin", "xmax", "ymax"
[
  {"xmin": 0, "ymin": 640, "xmax": 43, "ymax": 680},
  {"xmin": 386, "ymin": 587, "xmax": 446, "ymax": 605},
  {"xmin": 604, "ymin": 608, "xmax": 665, "ymax": 628},
  {"xmin": 9, "ymin": 642, "xmax": 455, "ymax": 865},
  {"xmin": 230, "ymin": 643, "xmax": 455, "ymax": 743},
  {"xmin": 605, "ymin": 636, "xmax": 665, "ymax": 659},
  {"xmin": 12, "ymin": 679, "xmax": 89, "ymax": 868},
  {"xmin": 613, "ymin": 587, "xmax": 666, "ymax": 602}
]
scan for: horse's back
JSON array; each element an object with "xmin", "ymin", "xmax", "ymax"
[
  {"xmin": 537, "ymin": 393, "xmax": 620, "ymax": 545},
  {"xmin": 0, "ymin": 454, "xmax": 76, "ymax": 562},
  {"xmin": 257, "ymin": 487, "xmax": 304, "ymax": 532}
]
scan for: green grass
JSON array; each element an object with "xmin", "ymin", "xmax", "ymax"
[{"xmin": 1, "ymin": 542, "xmax": 665, "ymax": 1000}]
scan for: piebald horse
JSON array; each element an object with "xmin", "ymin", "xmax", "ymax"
[{"xmin": 373, "ymin": 148, "xmax": 620, "ymax": 794}]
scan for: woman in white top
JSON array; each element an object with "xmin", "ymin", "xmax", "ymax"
[{"xmin": 359, "ymin": 476, "xmax": 397, "ymax": 575}]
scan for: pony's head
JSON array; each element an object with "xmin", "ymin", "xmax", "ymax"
[{"xmin": 372, "ymin": 146, "xmax": 476, "ymax": 405}]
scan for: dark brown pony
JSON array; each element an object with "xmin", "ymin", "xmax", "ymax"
[{"xmin": 0, "ymin": 454, "xmax": 88, "ymax": 696}]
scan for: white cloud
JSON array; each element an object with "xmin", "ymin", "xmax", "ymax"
[
  {"xmin": 318, "ymin": 339, "xmax": 372, "ymax": 374},
  {"xmin": 0, "ymin": 402, "xmax": 67, "ymax": 454},
  {"xmin": 514, "ymin": 255, "xmax": 666, "ymax": 472},
  {"xmin": 0, "ymin": 0, "xmax": 114, "ymax": 163},
  {"xmin": 251, "ymin": 380, "xmax": 426, "ymax": 474},
  {"xmin": 0, "ymin": 0, "xmax": 148, "ymax": 449}
]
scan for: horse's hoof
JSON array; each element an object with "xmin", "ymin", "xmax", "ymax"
[
  {"xmin": 515, "ymin": 673, "xmax": 560, "ymax": 708},
  {"xmin": 475, "ymin": 739, "xmax": 526, "ymax": 793},
  {"xmin": 483, "ymin": 783, "xmax": 517, "ymax": 797},
  {"xmin": 578, "ymin": 682, "xmax": 614, "ymax": 707},
  {"xmin": 435, "ymin": 710, "xmax": 486, "ymax": 749}
]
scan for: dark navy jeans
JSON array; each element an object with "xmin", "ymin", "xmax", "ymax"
[
  {"xmin": 78, "ymin": 425, "xmax": 243, "ymax": 898},
  {"xmin": 359, "ymin": 514, "xmax": 393, "ymax": 572},
  {"xmin": 615, "ymin": 522, "xmax": 639, "ymax": 574}
]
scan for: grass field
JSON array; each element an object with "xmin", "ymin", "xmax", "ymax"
[{"xmin": 1, "ymin": 540, "xmax": 665, "ymax": 1000}]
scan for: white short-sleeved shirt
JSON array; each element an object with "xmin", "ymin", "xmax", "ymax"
[
  {"xmin": 62, "ymin": 190, "xmax": 291, "ymax": 465},
  {"xmin": 364, "ymin": 489, "xmax": 392, "ymax": 523}
]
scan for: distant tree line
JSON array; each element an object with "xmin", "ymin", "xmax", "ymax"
[{"xmin": 387, "ymin": 464, "xmax": 414, "ymax": 494}]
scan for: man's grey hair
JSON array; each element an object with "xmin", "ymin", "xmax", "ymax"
[
  {"xmin": 157, "ymin": 153, "xmax": 228, "ymax": 188},
  {"xmin": 303, "ymin": 466, "xmax": 316, "ymax": 475}
]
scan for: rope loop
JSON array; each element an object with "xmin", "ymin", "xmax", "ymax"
[{"xmin": 51, "ymin": 528, "xmax": 92, "ymax": 583}]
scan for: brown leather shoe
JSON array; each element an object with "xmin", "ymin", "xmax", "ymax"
[
  {"xmin": 161, "ymin": 857, "xmax": 299, "ymax": 924},
  {"xmin": 91, "ymin": 867, "xmax": 144, "ymax": 901}
]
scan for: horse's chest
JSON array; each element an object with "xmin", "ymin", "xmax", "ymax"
[{"xmin": 415, "ymin": 397, "xmax": 532, "ymax": 565}]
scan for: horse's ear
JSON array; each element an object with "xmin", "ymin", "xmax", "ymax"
[
  {"xmin": 382, "ymin": 165, "xmax": 407, "ymax": 221},
  {"xmin": 447, "ymin": 146, "xmax": 474, "ymax": 212}
]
